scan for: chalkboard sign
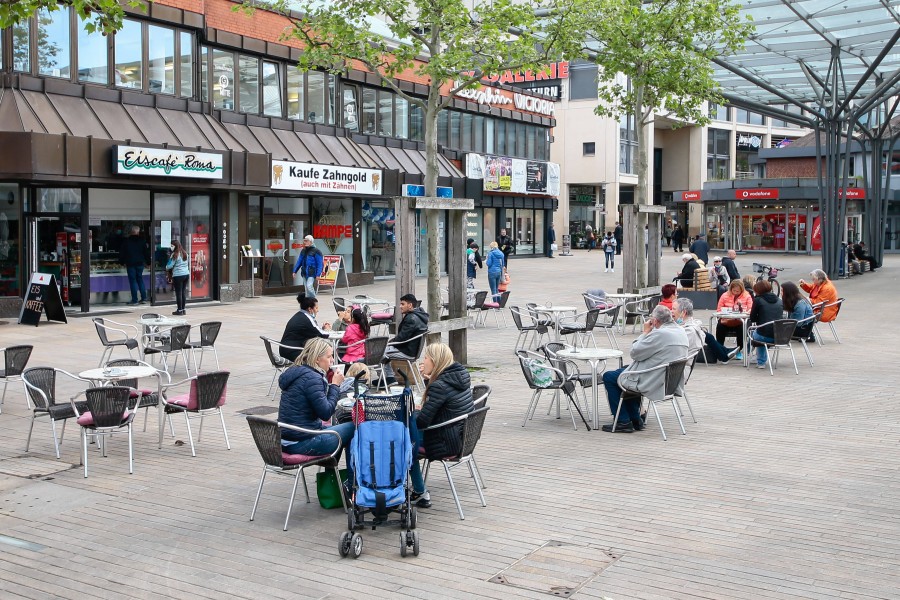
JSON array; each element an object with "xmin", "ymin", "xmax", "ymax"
[{"xmin": 18, "ymin": 273, "xmax": 68, "ymax": 326}]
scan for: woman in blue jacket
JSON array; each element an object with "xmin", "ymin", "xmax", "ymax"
[
  {"xmin": 278, "ymin": 338, "xmax": 354, "ymax": 469},
  {"xmin": 485, "ymin": 241, "xmax": 505, "ymax": 302},
  {"xmin": 166, "ymin": 240, "xmax": 190, "ymax": 316}
]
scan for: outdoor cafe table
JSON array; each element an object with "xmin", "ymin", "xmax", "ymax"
[
  {"xmin": 78, "ymin": 365, "xmax": 163, "ymax": 427},
  {"xmin": 532, "ymin": 305, "xmax": 578, "ymax": 341},
  {"xmin": 709, "ymin": 311, "xmax": 751, "ymax": 367},
  {"xmin": 603, "ymin": 293, "xmax": 643, "ymax": 334},
  {"xmin": 556, "ymin": 347, "xmax": 625, "ymax": 430},
  {"xmin": 136, "ymin": 316, "xmax": 189, "ymax": 352}
]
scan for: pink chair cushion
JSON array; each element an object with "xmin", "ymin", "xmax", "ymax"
[
  {"xmin": 371, "ymin": 312, "xmax": 393, "ymax": 320},
  {"xmin": 168, "ymin": 382, "xmax": 227, "ymax": 410},
  {"xmin": 482, "ymin": 302, "xmax": 500, "ymax": 308},
  {"xmin": 129, "ymin": 389, "xmax": 154, "ymax": 398},
  {"xmin": 282, "ymin": 452, "xmax": 329, "ymax": 465},
  {"xmin": 77, "ymin": 411, "xmax": 128, "ymax": 427}
]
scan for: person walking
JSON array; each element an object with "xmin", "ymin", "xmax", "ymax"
[
  {"xmin": 613, "ymin": 222, "xmax": 623, "ymax": 255},
  {"xmin": 547, "ymin": 223, "xmax": 556, "ymax": 258},
  {"xmin": 120, "ymin": 225, "xmax": 149, "ymax": 305},
  {"xmin": 664, "ymin": 223, "xmax": 673, "ymax": 247},
  {"xmin": 672, "ymin": 225, "xmax": 685, "ymax": 252},
  {"xmin": 292, "ymin": 235, "xmax": 324, "ymax": 298},
  {"xmin": 485, "ymin": 241, "xmax": 505, "ymax": 301},
  {"xmin": 166, "ymin": 240, "xmax": 190, "ymax": 315},
  {"xmin": 496, "ymin": 229, "xmax": 513, "ymax": 265},
  {"xmin": 601, "ymin": 231, "xmax": 617, "ymax": 272},
  {"xmin": 689, "ymin": 233, "xmax": 710, "ymax": 264}
]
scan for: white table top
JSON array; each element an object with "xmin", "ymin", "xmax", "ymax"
[
  {"xmin": 712, "ymin": 312, "xmax": 750, "ymax": 318},
  {"xmin": 605, "ymin": 293, "xmax": 642, "ymax": 299},
  {"xmin": 557, "ymin": 348, "xmax": 624, "ymax": 361},
  {"xmin": 327, "ymin": 331, "xmax": 344, "ymax": 340},
  {"xmin": 137, "ymin": 316, "xmax": 188, "ymax": 327},
  {"xmin": 534, "ymin": 305, "xmax": 577, "ymax": 313},
  {"xmin": 349, "ymin": 297, "xmax": 389, "ymax": 305},
  {"xmin": 79, "ymin": 366, "xmax": 159, "ymax": 381}
]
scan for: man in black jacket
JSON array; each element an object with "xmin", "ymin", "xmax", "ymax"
[
  {"xmin": 496, "ymin": 229, "xmax": 513, "ymax": 265},
  {"xmin": 689, "ymin": 233, "xmax": 710, "ymax": 264},
  {"xmin": 722, "ymin": 249, "xmax": 741, "ymax": 280},
  {"xmin": 613, "ymin": 222, "xmax": 623, "ymax": 255},
  {"xmin": 120, "ymin": 225, "xmax": 149, "ymax": 305},
  {"xmin": 674, "ymin": 253, "xmax": 701, "ymax": 288},
  {"xmin": 382, "ymin": 294, "xmax": 429, "ymax": 384}
]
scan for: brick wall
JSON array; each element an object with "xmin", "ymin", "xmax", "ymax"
[{"xmin": 766, "ymin": 157, "xmax": 820, "ymax": 178}]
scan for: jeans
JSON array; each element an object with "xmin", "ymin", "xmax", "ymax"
[
  {"xmin": 283, "ymin": 422, "xmax": 356, "ymax": 484},
  {"xmin": 750, "ymin": 331, "xmax": 774, "ymax": 365},
  {"xmin": 487, "ymin": 271, "xmax": 502, "ymax": 301},
  {"xmin": 304, "ymin": 276, "xmax": 317, "ymax": 298},
  {"xmin": 602, "ymin": 367, "xmax": 642, "ymax": 425},
  {"xmin": 172, "ymin": 275, "xmax": 189, "ymax": 311},
  {"xmin": 408, "ymin": 414, "xmax": 426, "ymax": 494},
  {"xmin": 604, "ymin": 252, "xmax": 614, "ymax": 268},
  {"xmin": 703, "ymin": 331, "xmax": 732, "ymax": 363},
  {"xmin": 126, "ymin": 265, "xmax": 147, "ymax": 303}
]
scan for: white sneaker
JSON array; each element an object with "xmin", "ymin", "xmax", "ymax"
[
  {"xmin": 604, "ymin": 268, "xmax": 609, "ymax": 272},
  {"xmin": 611, "ymin": 268, "xmax": 615, "ymax": 273},
  {"xmin": 756, "ymin": 363, "xmax": 768, "ymax": 369}
]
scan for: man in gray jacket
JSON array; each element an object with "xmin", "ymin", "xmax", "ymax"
[{"xmin": 601, "ymin": 305, "xmax": 689, "ymax": 432}]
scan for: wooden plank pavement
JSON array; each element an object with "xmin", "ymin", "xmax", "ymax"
[{"xmin": 0, "ymin": 252, "xmax": 897, "ymax": 599}]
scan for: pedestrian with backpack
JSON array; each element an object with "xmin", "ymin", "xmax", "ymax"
[{"xmin": 601, "ymin": 232, "xmax": 617, "ymax": 272}]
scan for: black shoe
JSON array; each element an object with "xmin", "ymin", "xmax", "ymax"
[
  {"xmin": 601, "ymin": 422, "xmax": 634, "ymax": 433},
  {"xmin": 139, "ymin": 299, "xmax": 148, "ymax": 304},
  {"xmin": 411, "ymin": 491, "xmax": 431, "ymax": 508},
  {"xmin": 631, "ymin": 419, "xmax": 645, "ymax": 431},
  {"xmin": 127, "ymin": 301, "xmax": 139, "ymax": 306}
]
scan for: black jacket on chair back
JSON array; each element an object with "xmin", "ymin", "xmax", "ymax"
[{"xmin": 416, "ymin": 362, "xmax": 473, "ymax": 459}]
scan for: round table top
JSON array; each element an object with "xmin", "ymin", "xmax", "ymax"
[
  {"xmin": 557, "ymin": 348, "xmax": 624, "ymax": 361},
  {"xmin": 79, "ymin": 366, "xmax": 159, "ymax": 381},
  {"xmin": 327, "ymin": 331, "xmax": 344, "ymax": 339},
  {"xmin": 349, "ymin": 297, "xmax": 389, "ymax": 305},
  {"xmin": 713, "ymin": 312, "xmax": 750, "ymax": 318},
  {"xmin": 534, "ymin": 305, "xmax": 577, "ymax": 312},
  {"xmin": 605, "ymin": 292, "xmax": 642, "ymax": 299},
  {"xmin": 137, "ymin": 316, "xmax": 188, "ymax": 327}
]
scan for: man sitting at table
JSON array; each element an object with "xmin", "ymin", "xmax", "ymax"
[
  {"xmin": 279, "ymin": 293, "xmax": 331, "ymax": 362},
  {"xmin": 601, "ymin": 305, "xmax": 689, "ymax": 433},
  {"xmin": 381, "ymin": 294, "xmax": 429, "ymax": 385}
]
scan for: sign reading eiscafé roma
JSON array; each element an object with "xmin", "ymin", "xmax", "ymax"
[
  {"xmin": 113, "ymin": 146, "xmax": 224, "ymax": 179},
  {"xmin": 271, "ymin": 160, "xmax": 383, "ymax": 195}
]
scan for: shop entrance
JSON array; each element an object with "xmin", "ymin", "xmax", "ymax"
[
  {"xmin": 30, "ymin": 215, "xmax": 83, "ymax": 308},
  {"xmin": 845, "ymin": 214, "xmax": 862, "ymax": 245},
  {"xmin": 262, "ymin": 217, "xmax": 307, "ymax": 292}
]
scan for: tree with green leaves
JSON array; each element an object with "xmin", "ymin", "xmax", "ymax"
[
  {"xmin": 239, "ymin": 0, "xmax": 587, "ymax": 320},
  {"xmin": 0, "ymin": 0, "xmax": 146, "ymax": 34},
  {"xmin": 583, "ymin": 0, "xmax": 752, "ymax": 289}
]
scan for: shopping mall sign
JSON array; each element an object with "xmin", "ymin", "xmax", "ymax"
[
  {"xmin": 736, "ymin": 188, "xmax": 779, "ymax": 200},
  {"xmin": 271, "ymin": 160, "xmax": 383, "ymax": 195},
  {"xmin": 679, "ymin": 190, "xmax": 702, "ymax": 202},
  {"xmin": 113, "ymin": 145, "xmax": 223, "ymax": 179}
]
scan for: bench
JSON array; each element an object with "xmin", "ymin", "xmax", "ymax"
[{"xmin": 678, "ymin": 270, "xmax": 717, "ymax": 310}]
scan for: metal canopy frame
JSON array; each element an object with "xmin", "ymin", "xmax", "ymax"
[{"xmin": 710, "ymin": 0, "xmax": 900, "ymax": 276}]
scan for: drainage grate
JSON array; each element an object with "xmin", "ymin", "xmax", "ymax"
[
  {"xmin": 237, "ymin": 405, "xmax": 279, "ymax": 416},
  {"xmin": 489, "ymin": 540, "xmax": 621, "ymax": 597}
]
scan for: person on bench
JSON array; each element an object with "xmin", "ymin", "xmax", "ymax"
[{"xmin": 674, "ymin": 253, "xmax": 701, "ymax": 288}]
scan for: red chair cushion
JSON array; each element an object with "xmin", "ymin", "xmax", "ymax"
[
  {"xmin": 282, "ymin": 452, "xmax": 329, "ymax": 465},
  {"xmin": 168, "ymin": 382, "xmax": 227, "ymax": 410},
  {"xmin": 371, "ymin": 312, "xmax": 393, "ymax": 320},
  {"xmin": 129, "ymin": 389, "xmax": 154, "ymax": 398},
  {"xmin": 77, "ymin": 411, "xmax": 129, "ymax": 427},
  {"xmin": 482, "ymin": 302, "xmax": 500, "ymax": 308}
]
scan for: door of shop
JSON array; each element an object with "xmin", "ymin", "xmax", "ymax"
[
  {"xmin": 845, "ymin": 214, "xmax": 862, "ymax": 245},
  {"xmin": 28, "ymin": 215, "xmax": 83, "ymax": 309},
  {"xmin": 262, "ymin": 217, "xmax": 307, "ymax": 292}
]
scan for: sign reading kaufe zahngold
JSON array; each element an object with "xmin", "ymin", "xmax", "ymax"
[
  {"xmin": 271, "ymin": 160, "xmax": 383, "ymax": 195},
  {"xmin": 113, "ymin": 145, "xmax": 224, "ymax": 179}
]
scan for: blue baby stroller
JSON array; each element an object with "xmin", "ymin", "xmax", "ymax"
[{"xmin": 339, "ymin": 373, "xmax": 419, "ymax": 558}]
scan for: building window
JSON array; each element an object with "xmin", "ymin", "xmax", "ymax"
[
  {"xmin": 179, "ymin": 32, "xmax": 193, "ymax": 98},
  {"xmin": 437, "ymin": 110, "xmax": 448, "ymax": 146},
  {"xmin": 410, "ymin": 103, "xmax": 424, "ymax": 141},
  {"xmin": 395, "ymin": 97, "xmax": 409, "ymax": 139},
  {"xmin": 473, "ymin": 114, "xmax": 484, "ymax": 152},
  {"xmin": 77, "ymin": 20, "xmax": 108, "ymax": 84},
  {"xmin": 361, "ymin": 88, "xmax": 376, "ymax": 134},
  {"xmin": 449, "ymin": 111, "xmax": 461, "ymax": 149},
  {"xmin": 569, "ymin": 59, "xmax": 598, "ymax": 100},
  {"xmin": 287, "ymin": 68, "xmax": 304, "ymax": 120},
  {"xmin": 200, "ymin": 45, "xmax": 209, "ymax": 102},
  {"xmin": 115, "ymin": 20, "xmax": 143, "ymax": 89},
  {"xmin": 307, "ymin": 71, "xmax": 326, "ymax": 123},
  {"xmin": 12, "ymin": 20, "xmax": 30, "ymax": 72},
  {"xmin": 37, "ymin": 8, "xmax": 71, "ymax": 78},
  {"xmin": 148, "ymin": 25, "xmax": 175, "ymax": 94},
  {"xmin": 327, "ymin": 75, "xmax": 336, "ymax": 125},
  {"xmin": 378, "ymin": 90, "xmax": 393, "ymax": 137},
  {"xmin": 707, "ymin": 128, "xmax": 731, "ymax": 180},
  {"xmin": 342, "ymin": 85, "xmax": 359, "ymax": 130},
  {"xmin": 496, "ymin": 119, "xmax": 506, "ymax": 155},
  {"xmin": 619, "ymin": 113, "xmax": 637, "ymax": 174},
  {"xmin": 261, "ymin": 61, "xmax": 282, "ymax": 117},
  {"xmin": 583, "ymin": 142, "xmax": 595, "ymax": 156},
  {"xmin": 238, "ymin": 54, "xmax": 259, "ymax": 113},
  {"xmin": 461, "ymin": 112, "xmax": 473, "ymax": 150},
  {"xmin": 708, "ymin": 102, "xmax": 729, "ymax": 121},
  {"xmin": 212, "ymin": 49, "xmax": 235, "ymax": 110},
  {"xmin": 484, "ymin": 116, "xmax": 494, "ymax": 153}
]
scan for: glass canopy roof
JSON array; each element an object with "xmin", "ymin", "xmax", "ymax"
[{"xmin": 712, "ymin": 0, "xmax": 900, "ymax": 112}]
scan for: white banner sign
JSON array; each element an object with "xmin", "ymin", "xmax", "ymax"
[
  {"xmin": 113, "ymin": 146, "xmax": 223, "ymax": 179},
  {"xmin": 271, "ymin": 160, "xmax": 383, "ymax": 195},
  {"xmin": 466, "ymin": 153, "xmax": 561, "ymax": 197}
]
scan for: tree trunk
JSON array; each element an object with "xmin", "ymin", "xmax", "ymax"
[
  {"xmin": 424, "ymin": 89, "xmax": 442, "ymax": 323},
  {"xmin": 633, "ymin": 85, "xmax": 649, "ymax": 289}
]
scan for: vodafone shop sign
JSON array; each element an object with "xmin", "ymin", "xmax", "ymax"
[{"xmin": 736, "ymin": 188, "xmax": 779, "ymax": 200}]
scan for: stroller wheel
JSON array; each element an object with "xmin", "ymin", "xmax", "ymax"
[
  {"xmin": 412, "ymin": 530, "xmax": 420, "ymax": 556},
  {"xmin": 351, "ymin": 533, "xmax": 363, "ymax": 558},
  {"xmin": 410, "ymin": 506, "xmax": 418, "ymax": 530},
  {"xmin": 339, "ymin": 531, "xmax": 352, "ymax": 557},
  {"xmin": 399, "ymin": 532, "xmax": 407, "ymax": 557}
]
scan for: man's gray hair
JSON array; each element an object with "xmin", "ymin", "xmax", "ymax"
[
  {"xmin": 130, "ymin": 225, "xmax": 140, "ymax": 235},
  {"xmin": 681, "ymin": 253, "xmax": 693, "ymax": 262},
  {"xmin": 651, "ymin": 305, "xmax": 674, "ymax": 324},
  {"xmin": 810, "ymin": 268, "xmax": 828, "ymax": 282},
  {"xmin": 674, "ymin": 297, "xmax": 694, "ymax": 316}
]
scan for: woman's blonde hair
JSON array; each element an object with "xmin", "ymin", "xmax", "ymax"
[
  {"xmin": 345, "ymin": 362, "xmax": 369, "ymax": 381},
  {"xmin": 489, "ymin": 241, "xmax": 499, "ymax": 249},
  {"xmin": 424, "ymin": 343, "xmax": 454, "ymax": 382},
  {"xmin": 294, "ymin": 338, "xmax": 333, "ymax": 371}
]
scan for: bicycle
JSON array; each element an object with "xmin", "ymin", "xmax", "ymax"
[{"xmin": 752, "ymin": 262, "xmax": 783, "ymax": 296}]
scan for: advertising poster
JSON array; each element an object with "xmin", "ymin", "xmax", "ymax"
[
  {"xmin": 525, "ymin": 161, "xmax": 548, "ymax": 193},
  {"xmin": 511, "ymin": 159, "xmax": 527, "ymax": 193},
  {"xmin": 190, "ymin": 233, "xmax": 210, "ymax": 298},
  {"xmin": 811, "ymin": 216, "xmax": 822, "ymax": 251},
  {"xmin": 318, "ymin": 255, "xmax": 342, "ymax": 286},
  {"xmin": 485, "ymin": 156, "xmax": 512, "ymax": 191}
]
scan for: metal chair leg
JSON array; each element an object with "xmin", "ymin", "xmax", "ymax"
[
  {"xmin": 50, "ymin": 418, "xmax": 62, "ymax": 459},
  {"xmin": 219, "ymin": 408, "xmax": 231, "ymax": 450},
  {"xmin": 285, "ymin": 469, "xmax": 303, "ymax": 531},
  {"xmin": 442, "ymin": 461, "xmax": 465, "ymax": 520},
  {"xmin": 183, "ymin": 411, "xmax": 196, "ymax": 457},
  {"xmin": 250, "ymin": 468, "xmax": 267, "ymax": 521}
]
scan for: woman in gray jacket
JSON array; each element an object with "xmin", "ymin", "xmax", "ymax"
[{"xmin": 166, "ymin": 240, "xmax": 190, "ymax": 315}]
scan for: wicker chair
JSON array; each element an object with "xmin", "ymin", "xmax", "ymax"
[
  {"xmin": 22, "ymin": 367, "xmax": 89, "ymax": 458},
  {"xmin": 478, "ymin": 290, "xmax": 511, "ymax": 328},
  {"xmin": 384, "ymin": 332, "xmax": 428, "ymax": 391},
  {"xmin": 160, "ymin": 371, "xmax": 230, "ymax": 457},
  {"xmin": 1, "ymin": 345, "xmax": 33, "ymax": 413},
  {"xmin": 467, "ymin": 291, "xmax": 489, "ymax": 328},
  {"xmin": 71, "ymin": 386, "xmax": 136, "ymax": 478},
  {"xmin": 105, "ymin": 358, "xmax": 165, "ymax": 431},
  {"xmin": 260, "ymin": 336, "xmax": 297, "ymax": 398},
  {"xmin": 143, "ymin": 324, "xmax": 192, "ymax": 377},
  {"xmin": 421, "ymin": 406, "xmax": 490, "ymax": 520},
  {"xmin": 185, "ymin": 321, "xmax": 223, "ymax": 371},
  {"xmin": 471, "ymin": 384, "xmax": 492, "ymax": 410},
  {"xmin": 247, "ymin": 416, "xmax": 346, "ymax": 531},
  {"xmin": 93, "ymin": 318, "xmax": 140, "ymax": 366}
]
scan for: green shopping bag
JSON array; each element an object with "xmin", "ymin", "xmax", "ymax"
[{"xmin": 316, "ymin": 468, "xmax": 348, "ymax": 509}]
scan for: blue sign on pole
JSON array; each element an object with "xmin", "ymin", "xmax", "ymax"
[{"xmin": 402, "ymin": 184, "xmax": 453, "ymax": 198}]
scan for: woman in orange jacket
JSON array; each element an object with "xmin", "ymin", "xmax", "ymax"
[{"xmin": 799, "ymin": 269, "xmax": 839, "ymax": 322}]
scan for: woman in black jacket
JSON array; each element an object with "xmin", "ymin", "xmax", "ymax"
[
  {"xmin": 748, "ymin": 279, "xmax": 784, "ymax": 369},
  {"xmin": 279, "ymin": 294, "xmax": 331, "ymax": 361},
  {"xmin": 408, "ymin": 343, "xmax": 473, "ymax": 508}
]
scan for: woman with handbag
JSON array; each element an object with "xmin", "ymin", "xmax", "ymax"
[
  {"xmin": 715, "ymin": 279, "xmax": 753, "ymax": 359},
  {"xmin": 166, "ymin": 240, "xmax": 190, "ymax": 316}
]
